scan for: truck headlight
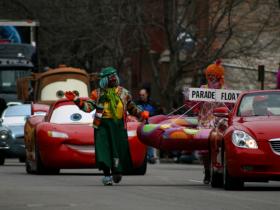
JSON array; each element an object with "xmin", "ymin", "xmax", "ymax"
[
  {"xmin": 232, "ymin": 130, "xmax": 258, "ymax": 149},
  {"xmin": 48, "ymin": 131, "xmax": 68, "ymax": 139},
  {"xmin": 0, "ymin": 130, "xmax": 9, "ymax": 140}
]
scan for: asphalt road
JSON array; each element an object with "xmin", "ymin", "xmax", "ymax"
[{"xmin": 1, "ymin": 159, "xmax": 280, "ymax": 210}]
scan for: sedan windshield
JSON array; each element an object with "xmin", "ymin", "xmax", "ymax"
[
  {"xmin": 4, "ymin": 104, "xmax": 31, "ymax": 117},
  {"xmin": 238, "ymin": 92, "xmax": 280, "ymax": 117}
]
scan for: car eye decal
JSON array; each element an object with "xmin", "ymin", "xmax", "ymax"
[
  {"xmin": 56, "ymin": 90, "xmax": 64, "ymax": 98},
  {"xmin": 70, "ymin": 113, "xmax": 82, "ymax": 121},
  {"xmin": 51, "ymin": 105, "xmax": 95, "ymax": 124}
]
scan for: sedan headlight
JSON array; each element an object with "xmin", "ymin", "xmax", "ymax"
[
  {"xmin": 48, "ymin": 131, "xmax": 69, "ymax": 139},
  {"xmin": 0, "ymin": 130, "xmax": 9, "ymax": 140},
  {"xmin": 232, "ymin": 130, "xmax": 258, "ymax": 149}
]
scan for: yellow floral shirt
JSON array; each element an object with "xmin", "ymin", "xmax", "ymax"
[{"xmin": 103, "ymin": 100, "xmax": 124, "ymax": 119}]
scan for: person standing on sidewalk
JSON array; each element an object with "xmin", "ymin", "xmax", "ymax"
[{"xmin": 136, "ymin": 86, "xmax": 163, "ymax": 164}]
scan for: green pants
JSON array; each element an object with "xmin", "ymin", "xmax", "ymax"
[{"xmin": 94, "ymin": 118, "xmax": 132, "ymax": 173}]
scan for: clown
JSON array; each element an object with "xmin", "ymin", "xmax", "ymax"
[
  {"xmin": 184, "ymin": 60, "xmax": 230, "ymax": 184},
  {"xmin": 65, "ymin": 67, "xmax": 148, "ymax": 185},
  {"xmin": 198, "ymin": 60, "xmax": 226, "ymax": 128},
  {"xmin": 198, "ymin": 60, "xmax": 233, "ymax": 184}
]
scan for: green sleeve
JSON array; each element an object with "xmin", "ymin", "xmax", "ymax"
[
  {"xmin": 126, "ymin": 93, "xmax": 143, "ymax": 117},
  {"xmin": 74, "ymin": 98, "xmax": 96, "ymax": 113}
]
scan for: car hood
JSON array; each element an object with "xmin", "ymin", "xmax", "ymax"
[
  {"xmin": 8, "ymin": 125, "xmax": 24, "ymax": 138},
  {"xmin": 234, "ymin": 116, "xmax": 280, "ymax": 141},
  {"xmin": 3, "ymin": 116, "xmax": 26, "ymax": 127}
]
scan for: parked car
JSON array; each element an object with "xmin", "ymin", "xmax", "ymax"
[
  {"xmin": 7, "ymin": 101, "xmax": 23, "ymax": 107},
  {"xmin": 209, "ymin": 90, "xmax": 280, "ymax": 190},
  {"xmin": 0, "ymin": 124, "xmax": 13, "ymax": 165},
  {"xmin": 0, "ymin": 104, "xmax": 31, "ymax": 164},
  {"xmin": 24, "ymin": 99, "xmax": 147, "ymax": 175}
]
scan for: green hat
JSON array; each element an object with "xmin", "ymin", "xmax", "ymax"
[{"xmin": 99, "ymin": 67, "xmax": 117, "ymax": 78}]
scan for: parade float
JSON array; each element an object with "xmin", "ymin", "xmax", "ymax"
[{"xmin": 137, "ymin": 88, "xmax": 241, "ymax": 152}]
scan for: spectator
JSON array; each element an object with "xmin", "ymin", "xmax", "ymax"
[
  {"xmin": 136, "ymin": 86, "xmax": 163, "ymax": 164},
  {"xmin": 136, "ymin": 86, "xmax": 163, "ymax": 116}
]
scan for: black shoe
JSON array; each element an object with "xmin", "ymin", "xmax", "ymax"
[
  {"xmin": 203, "ymin": 176, "xmax": 210, "ymax": 184},
  {"xmin": 112, "ymin": 174, "xmax": 122, "ymax": 183},
  {"xmin": 148, "ymin": 157, "xmax": 156, "ymax": 164},
  {"xmin": 203, "ymin": 169, "xmax": 210, "ymax": 185}
]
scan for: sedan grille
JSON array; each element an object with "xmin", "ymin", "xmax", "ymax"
[{"xmin": 270, "ymin": 139, "xmax": 280, "ymax": 154}]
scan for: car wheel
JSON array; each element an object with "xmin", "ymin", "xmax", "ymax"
[
  {"xmin": 210, "ymin": 159, "xmax": 223, "ymax": 188},
  {"xmin": 0, "ymin": 155, "xmax": 5, "ymax": 165},
  {"xmin": 44, "ymin": 167, "xmax": 60, "ymax": 175},
  {"xmin": 35, "ymin": 143, "xmax": 60, "ymax": 175},
  {"xmin": 19, "ymin": 157, "xmax": 26, "ymax": 163},
  {"xmin": 130, "ymin": 155, "xmax": 147, "ymax": 175},
  {"xmin": 223, "ymin": 150, "xmax": 244, "ymax": 190}
]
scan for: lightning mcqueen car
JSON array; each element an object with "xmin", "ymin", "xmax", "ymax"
[
  {"xmin": 24, "ymin": 99, "xmax": 147, "ymax": 175},
  {"xmin": 209, "ymin": 90, "xmax": 280, "ymax": 190}
]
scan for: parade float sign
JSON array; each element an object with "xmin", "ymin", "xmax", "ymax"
[{"xmin": 188, "ymin": 88, "xmax": 242, "ymax": 103}]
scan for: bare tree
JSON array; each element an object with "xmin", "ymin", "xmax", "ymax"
[
  {"xmin": 1, "ymin": 0, "xmax": 279, "ymax": 110},
  {"xmin": 0, "ymin": 0, "xmax": 144, "ymax": 72},
  {"xmin": 133, "ymin": 0, "xmax": 280, "ymax": 109}
]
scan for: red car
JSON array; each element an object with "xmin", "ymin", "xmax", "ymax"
[
  {"xmin": 209, "ymin": 90, "xmax": 280, "ymax": 190},
  {"xmin": 24, "ymin": 99, "xmax": 147, "ymax": 175}
]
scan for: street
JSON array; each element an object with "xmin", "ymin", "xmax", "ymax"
[{"xmin": 1, "ymin": 160, "xmax": 280, "ymax": 210}]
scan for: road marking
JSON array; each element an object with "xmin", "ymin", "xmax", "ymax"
[
  {"xmin": 189, "ymin": 179, "xmax": 202, "ymax": 183},
  {"xmin": 27, "ymin": 203, "xmax": 44, "ymax": 207}
]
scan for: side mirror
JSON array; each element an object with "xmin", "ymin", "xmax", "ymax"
[{"xmin": 213, "ymin": 107, "xmax": 229, "ymax": 118}]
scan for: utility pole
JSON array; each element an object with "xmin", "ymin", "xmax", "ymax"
[{"xmin": 258, "ymin": 65, "xmax": 265, "ymax": 90}]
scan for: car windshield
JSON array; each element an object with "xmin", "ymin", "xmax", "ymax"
[
  {"xmin": 0, "ymin": 69, "xmax": 32, "ymax": 93},
  {"xmin": 50, "ymin": 104, "xmax": 95, "ymax": 124},
  {"xmin": 4, "ymin": 104, "xmax": 31, "ymax": 117},
  {"xmin": 237, "ymin": 92, "xmax": 280, "ymax": 117},
  {"xmin": 40, "ymin": 79, "xmax": 89, "ymax": 101}
]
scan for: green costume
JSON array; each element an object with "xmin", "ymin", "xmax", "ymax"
[{"xmin": 74, "ymin": 67, "xmax": 142, "ymax": 174}]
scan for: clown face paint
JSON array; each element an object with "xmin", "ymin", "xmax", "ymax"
[
  {"xmin": 207, "ymin": 74, "xmax": 222, "ymax": 89},
  {"xmin": 108, "ymin": 74, "xmax": 119, "ymax": 88}
]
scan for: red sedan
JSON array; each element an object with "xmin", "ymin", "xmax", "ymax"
[
  {"xmin": 209, "ymin": 90, "xmax": 280, "ymax": 190},
  {"xmin": 24, "ymin": 99, "xmax": 147, "ymax": 175}
]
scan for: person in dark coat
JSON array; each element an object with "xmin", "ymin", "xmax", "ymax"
[{"xmin": 136, "ymin": 86, "xmax": 163, "ymax": 163}]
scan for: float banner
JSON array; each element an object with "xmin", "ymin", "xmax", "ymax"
[{"xmin": 189, "ymin": 88, "xmax": 241, "ymax": 103}]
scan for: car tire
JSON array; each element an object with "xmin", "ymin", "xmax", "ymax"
[
  {"xmin": 223, "ymin": 150, "xmax": 244, "ymax": 190},
  {"xmin": 35, "ymin": 143, "xmax": 60, "ymax": 175},
  {"xmin": 0, "ymin": 155, "xmax": 5, "ymax": 165},
  {"xmin": 19, "ymin": 157, "xmax": 26, "ymax": 163},
  {"xmin": 130, "ymin": 155, "xmax": 147, "ymax": 175}
]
